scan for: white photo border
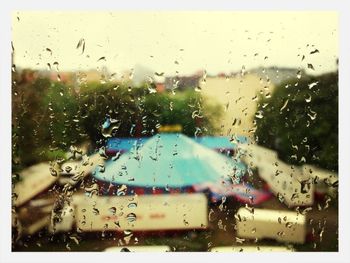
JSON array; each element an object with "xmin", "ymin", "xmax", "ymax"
[{"xmin": 1, "ymin": 1, "xmax": 349, "ymax": 263}]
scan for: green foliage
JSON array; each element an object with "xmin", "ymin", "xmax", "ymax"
[
  {"xmin": 79, "ymin": 82, "xmax": 222, "ymax": 143},
  {"xmin": 12, "ymin": 72, "xmax": 82, "ymax": 167},
  {"xmin": 255, "ymin": 72, "xmax": 338, "ymax": 171},
  {"xmin": 12, "ymin": 71, "xmax": 222, "ymax": 168}
]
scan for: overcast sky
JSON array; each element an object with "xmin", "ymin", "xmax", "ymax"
[{"xmin": 12, "ymin": 12, "xmax": 338, "ymax": 76}]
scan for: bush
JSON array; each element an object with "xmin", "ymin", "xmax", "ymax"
[{"xmin": 255, "ymin": 72, "xmax": 338, "ymax": 171}]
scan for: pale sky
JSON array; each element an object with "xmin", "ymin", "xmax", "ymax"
[{"xmin": 12, "ymin": 12, "xmax": 338, "ymax": 76}]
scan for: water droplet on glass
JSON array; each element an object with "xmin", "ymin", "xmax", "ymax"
[
  {"xmin": 308, "ymin": 81, "xmax": 319, "ymax": 89},
  {"xmin": 92, "ymin": 208, "xmax": 100, "ymax": 215},
  {"xmin": 128, "ymin": 202, "xmax": 137, "ymax": 209},
  {"xmin": 124, "ymin": 229, "xmax": 132, "ymax": 236},
  {"xmin": 109, "ymin": 207, "xmax": 116, "ymax": 215},
  {"xmin": 285, "ymin": 222, "xmax": 293, "ymax": 228},
  {"xmin": 101, "ymin": 116, "xmax": 120, "ymax": 138},
  {"xmin": 277, "ymin": 193, "xmax": 285, "ymax": 203},
  {"xmin": 307, "ymin": 110, "xmax": 317, "ymax": 120},
  {"xmin": 305, "ymin": 94, "xmax": 312, "ymax": 103},
  {"xmin": 310, "ymin": 49, "xmax": 319, "ymax": 54},
  {"xmin": 45, "ymin": 48, "xmax": 52, "ymax": 56},
  {"xmin": 241, "ymin": 65, "xmax": 246, "ymax": 77},
  {"xmin": 307, "ymin": 63, "xmax": 315, "ymax": 70},
  {"xmin": 297, "ymin": 70, "xmax": 302, "ymax": 79},
  {"xmin": 154, "ymin": 72, "xmax": 164, "ymax": 77},
  {"xmin": 76, "ymin": 38, "xmax": 85, "ymax": 54},
  {"xmin": 126, "ymin": 213, "xmax": 137, "ymax": 223},
  {"xmin": 53, "ymin": 61, "xmax": 59, "ymax": 71},
  {"xmin": 194, "ymin": 86, "xmax": 202, "ymax": 92},
  {"xmin": 280, "ymin": 99, "xmax": 289, "ymax": 112},
  {"xmin": 255, "ymin": 111, "xmax": 263, "ymax": 119}
]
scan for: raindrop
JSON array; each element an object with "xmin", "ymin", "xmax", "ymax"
[
  {"xmin": 244, "ymin": 204, "xmax": 254, "ymax": 214},
  {"xmin": 307, "ymin": 110, "xmax": 317, "ymax": 120},
  {"xmin": 101, "ymin": 116, "xmax": 120, "ymax": 138},
  {"xmin": 255, "ymin": 111, "xmax": 263, "ymax": 119},
  {"xmin": 307, "ymin": 63, "xmax": 315, "ymax": 70},
  {"xmin": 92, "ymin": 208, "xmax": 100, "ymax": 215},
  {"xmin": 45, "ymin": 48, "xmax": 52, "ymax": 56},
  {"xmin": 224, "ymin": 102, "xmax": 230, "ymax": 111},
  {"xmin": 112, "ymin": 152, "xmax": 121, "ymax": 161},
  {"xmin": 277, "ymin": 231, "xmax": 285, "ymax": 237},
  {"xmin": 208, "ymin": 209, "xmax": 216, "ymax": 222},
  {"xmin": 84, "ymin": 183, "xmax": 99, "ymax": 197},
  {"xmin": 305, "ymin": 94, "xmax": 312, "ymax": 103},
  {"xmin": 53, "ymin": 61, "xmax": 59, "ymax": 71},
  {"xmin": 126, "ymin": 213, "xmax": 137, "ymax": 223},
  {"xmin": 76, "ymin": 38, "xmax": 86, "ymax": 54},
  {"xmin": 64, "ymin": 166, "xmax": 72, "ymax": 173},
  {"xmin": 69, "ymin": 235, "xmax": 80, "ymax": 245},
  {"xmin": 308, "ymin": 81, "xmax": 318, "ymax": 89},
  {"xmin": 124, "ymin": 229, "xmax": 132, "ymax": 236},
  {"xmin": 285, "ymin": 222, "xmax": 293, "ymax": 228},
  {"xmin": 280, "ymin": 99, "xmax": 289, "ymax": 112},
  {"xmin": 129, "ymin": 69, "xmax": 134, "ymax": 80},
  {"xmin": 277, "ymin": 193, "xmax": 285, "ymax": 203},
  {"xmin": 148, "ymin": 86, "xmax": 157, "ymax": 94},
  {"xmin": 128, "ymin": 202, "xmax": 137, "ymax": 209},
  {"xmin": 300, "ymin": 207, "xmax": 312, "ymax": 215},
  {"xmin": 194, "ymin": 86, "xmax": 202, "ymax": 92},
  {"xmin": 297, "ymin": 70, "xmax": 302, "ymax": 79},
  {"xmin": 310, "ymin": 49, "xmax": 320, "ymax": 54},
  {"xmin": 97, "ymin": 56, "xmax": 106, "ymax": 62},
  {"xmin": 49, "ymin": 167, "xmax": 58, "ymax": 177},
  {"xmin": 235, "ymin": 237, "xmax": 245, "ymax": 244},
  {"xmin": 117, "ymin": 185, "xmax": 127, "ymax": 196},
  {"xmin": 300, "ymin": 179, "xmax": 311, "ymax": 193},
  {"xmin": 240, "ymin": 65, "xmax": 246, "ymax": 77},
  {"xmin": 98, "ymin": 164, "xmax": 105, "ymax": 173}
]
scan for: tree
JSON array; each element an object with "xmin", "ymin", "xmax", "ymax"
[
  {"xmin": 78, "ymin": 82, "xmax": 223, "ymax": 144},
  {"xmin": 12, "ymin": 71, "xmax": 81, "ymax": 169},
  {"xmin": 255, "ymin": 72, "xmax": 338, "ymax": 171}
]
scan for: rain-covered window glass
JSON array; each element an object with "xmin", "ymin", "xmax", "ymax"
[{"xmin": 12, "ymin": 12, "xmax": 338, "ymax": 252}]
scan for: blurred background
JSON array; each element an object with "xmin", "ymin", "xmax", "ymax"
[{"xmin": 11, "ymin": 12, "xmax": 338, "ymax": 252}]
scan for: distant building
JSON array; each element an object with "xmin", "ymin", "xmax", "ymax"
[
  {"xmin": 164, "ymin": 74, "xmax": 201, "ymax": 91},
  {"xmin": 199, "ymin": 73, "xmax": 275, "ymax": 140},
  {"xmin": 250, "ymin": 67, "xmax": 304, "ymax": 86}
]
